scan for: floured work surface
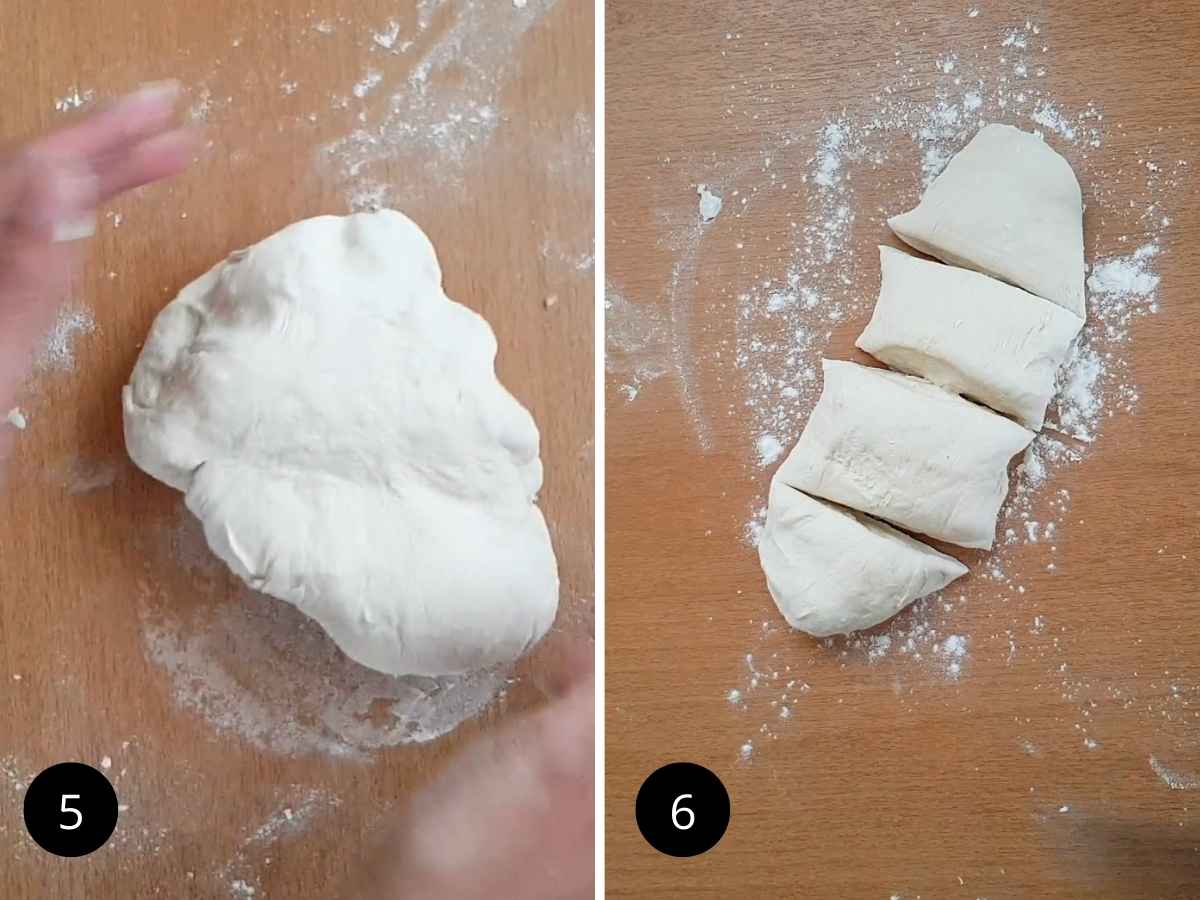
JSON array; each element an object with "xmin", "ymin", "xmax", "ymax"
[
  {"xmin": 0, "ymin": 1, "xmax": 594, "ymax": 897},
  {"xmin": 606, "ymin": 2, "xmax": 1199, "ymax": 898}
]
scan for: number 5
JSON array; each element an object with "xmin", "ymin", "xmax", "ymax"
[
  {"xmin": 671, "ymin": 794, "xmax": 694, "ymax": 830},
  {"xmin": 60, "ymin": 795, "xmax": 83, "ymax": 830}
]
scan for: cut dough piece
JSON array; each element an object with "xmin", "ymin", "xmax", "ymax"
[
  {"xmin": 124, "ymin": 210, "xmax": 559, "ymax": 677},
  {"xmin": 759, "ymin": 480, "xmax": 967, "ymax": 637},
  {"xmin": 776, "ymin": 359, "xmax": 1034, "ymax": 549},
  {"xmin": 888, "ymin": 123, "xmax": 1085, "ymax": 317},
  {"xmin": 856, "ymin": 246, "xmax": 1084, "ymax": 430}
]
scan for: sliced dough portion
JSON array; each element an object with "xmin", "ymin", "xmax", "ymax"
[
  {"xmin": 888, "ymin": 124, "xmax": 1085, "ymax": 317},
  {"xmin": 777, "ymin": 359, "xmax": 1034, "ymax": 549},
  {"xmin": 856, "ymin": 246, "xmax": 1084, "ymax": 430},
  {"xmin": 759, "ymin": 479, "xmax": 967, "ymax": 637}
]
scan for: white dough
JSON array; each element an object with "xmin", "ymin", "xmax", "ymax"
[
  {"xmin": 889, "ymin": 123, "xmax": 1086, "ymax": 317},
  {"xmin": 776, "ymin": 359, "xmax": 1034, "ymax": 549},
  {"xmin": 758, "ymin": 480, "xmax": 967, "ymax": 637},
  {"xmin": 123, "ymin": 210, "xmax": 559, "ymax": 677},
  {"xmin": 856, "ymin": 246, "xmax": 1084, "ymax": 430}
]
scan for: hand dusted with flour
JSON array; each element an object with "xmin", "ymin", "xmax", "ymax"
[{"xmin": 123, "ymin": 210, "xmax": 559, "ymax": 677}]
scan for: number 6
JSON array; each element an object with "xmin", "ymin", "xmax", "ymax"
[
  {"xmin": 60, "ymin": 794, "xmax": 83, "ymax": 830},
  {"xmin": 671, "ymin": 794, "xmax": 694, "ymax": 830}
]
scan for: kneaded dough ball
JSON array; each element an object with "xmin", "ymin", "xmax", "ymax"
[{"xmin": 123, "ymin": 210, "xmax": 559, "ymax": 677}]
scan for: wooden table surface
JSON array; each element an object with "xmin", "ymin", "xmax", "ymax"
[
  {"xmin": 0, "ymin": 1, "xmax": 593, "ymax": 896},
  {"xmin": 606, "ymin": 2, "xmax": 1199, "ymax": 898}
]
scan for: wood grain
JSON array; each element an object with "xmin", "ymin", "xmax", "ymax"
[
  {"xmin": 0, "ymin": 1, "xmax": 593, "ymax": 897},
  {"xmin": 606, "ymin": 2, "xmax": 1200, "ymax": 898}
]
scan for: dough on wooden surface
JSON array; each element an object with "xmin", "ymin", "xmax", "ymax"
[
  {"xmin": 775, "ymin": 359, "xmax": 1034, "ymax": 549},
  {"xmin": 124, "ymin": 210, "xmax": 559, "ymax": 677},
  {"xmin": 758, "ymin": 479, "xmax": 968, "ymax": 637},
  {"xmin": 888, "ymin": 123, "xmax": 1085, "ymax": 317},
  {"xmin": 856, "ymin": 246, "xmax": 1084, "ymax": 430}
]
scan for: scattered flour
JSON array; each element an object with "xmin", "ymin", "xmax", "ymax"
[
  {"xmin": 1032, "ymin": 101, "xmax": 1077, "ymax": 142},
  {"xmin": 62, "ymin": 457, "xmax": 121, "ymax": 495},
  {"xmin": 36, "ymin": 304, "xmax": 96, "ymax": 373},
  {"xmin": 937, "ymin": 635, "xmax": 969, "ymax": 680},
  {"xmin": 5, "ymin": 408, "xmax": 26, "ymax": 430},
  {"xmin": 137, "ymin": 506, "xmax": 508, "ymax": 757},
  {"xmin": 866, "ymin": 635, "xmax": 892, "ymax": 663},
  {"xmin": 322, "ymin": 2, "xmax": 555, "ymax": 197},
  {"xmin": 1149, "ymin": 755, "xmax": 1200, "ymax": 791},
  {"xmin": 352, "ymin": 70, "xmax": 383, "ymax": 99},
  {"xmin": 755, "ymin": 433, "xmax": 783, "ymax": 468},
  {"xmin": 813, "ymin": 121, "xmax": 850, "ymax": 188},
  {"xmin": 0, "ymin": 755, "xmax": 34, "ymax": 794},
  {"xmin": 605, "ymin": 280, "xmax": 670, "ymax": 402},
  {"xmin": 54, "ymin": 86, "xmax": 95, "ymax": 112},
  {"xmin": 663, "ymin": 220, "xmax": 716, "ymax": 450},
  {"xmin": 1088, "ymin": 244, "xmax": 1160, "ymax": 298},
  {"xmin": 372, "ymin": 20, "xmax": 403, "ymax": 50},
  {"xmin": 1052, "ymin": 346, "xmax": 1104, "ymax": 441},
  {"xmin": 698, "ymin": 184, "xmax": 723, "ymax": 222},
  {"xmin": 707, "ymin": 15, "xmax": 1184, "ymax": 763}
]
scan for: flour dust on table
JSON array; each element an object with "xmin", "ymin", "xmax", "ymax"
[
  {"xmin": 0, "ymin": 302, "xmax": 98, "ymax": 447},
  {"xmin": 605, "ymin": 279, "xmax": 672, "ymax": 402},
  {"xmin": 605, "ymin": 13, "xmax": 1188, "ymax": 763},
  {"xmin": 35, "ymin": 303, "xmax": 96, "ymax": 374},
  {"xmin": 319, "ymin": 0, "xmax": 564, "ymax": 204},
  {"xmin": 137, "ymin": 523, "xmax": 510, "ymax": 758},
  {"xmin": 142, "ymin": 0, "xmax": 588, "ymax": 250}
]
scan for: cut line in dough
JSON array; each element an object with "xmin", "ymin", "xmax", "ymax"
[
  {"xmin": 888, "ymin": 123, "xmax": 1086, "ymax": 317},
  {"xmin": 856, "ymin": 246, "xmax": 1084, "ymax": 430},
  {"xmin": 759, "ymin": 479, "xmax": 968, "ymax": 637},
  {"xmin": 775, "ymin": 359, "xmax": 1034, "ymax": 550}
]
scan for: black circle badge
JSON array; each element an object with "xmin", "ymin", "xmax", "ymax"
[
  {"xmin": 635, "ymin": 761, "xmax": 730, "ymax": 857},
  {"xmin": 23, "ymin": 762, "xmax": 119, "ymax": 857}
]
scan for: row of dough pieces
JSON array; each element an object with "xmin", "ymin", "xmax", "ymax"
[{"xmin": 759, "ymin": 124, "xmax": 1087, "ymax": 639}]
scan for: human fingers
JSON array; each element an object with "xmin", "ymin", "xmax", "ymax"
[
  {"xmin": 352, "ymin": 680, "xmax": 594, "ymax": 900},
  {"xmin": 531, "ymin": 636, "xmax": 595, "ymax": 700},
  {"xmin": 34, "ymin": 81, "xmax": 184, "ymax": 164},
  {"xmin": 92, "ymin": 125, "xmax": 201, "ymax": 202}
]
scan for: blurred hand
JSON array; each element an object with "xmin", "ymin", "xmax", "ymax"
[
  {"xmin": 0, "ymin": 81, "xmax": 198, "ymax": 412},
  {"xmin": 352, "ymin": 644, "xmax": 595, "ymax": 900}
]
